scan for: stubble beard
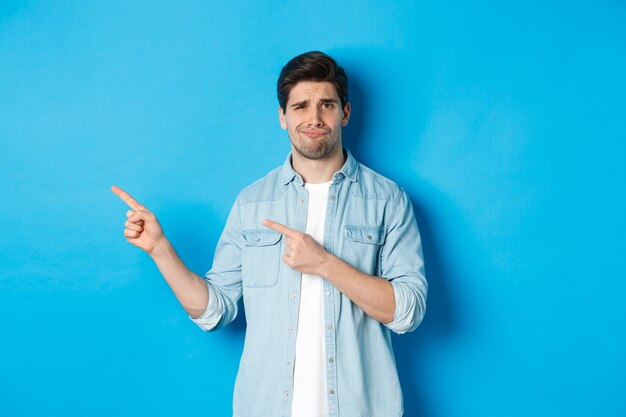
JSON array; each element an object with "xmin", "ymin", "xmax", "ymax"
[{"xmin": 289, "ymin": 130, "xmax": 341, "ymax": 161}]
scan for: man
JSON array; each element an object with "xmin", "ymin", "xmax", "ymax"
[{"xmin": 112, "ymin": 51, "xmax": 427, "ymax": 417}]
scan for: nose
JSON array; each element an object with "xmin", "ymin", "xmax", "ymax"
[{"xmin": 306, "ymin": 106, "xmax": 323, "ymax": 127}]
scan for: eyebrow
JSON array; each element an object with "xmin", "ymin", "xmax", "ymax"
[
  {"xmin": 290, "ymin": 100, "xmax": 308, "ymax": 108},
  {"xmin": 290, "ymin": 97, "xmax": 339, "ymax": 108}
]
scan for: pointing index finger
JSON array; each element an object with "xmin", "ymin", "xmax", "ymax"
[
  {"xmin": 262, "ymin": 219, "xmax": 298, "ymax": 237},
  {"xmin": 111, "ymin": 185, "xmax": 146, "ymax": 210}
]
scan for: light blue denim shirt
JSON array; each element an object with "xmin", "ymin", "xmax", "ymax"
[{"xmin": 191, "ymin": 149, "xmax": 427, "ymax": 417}]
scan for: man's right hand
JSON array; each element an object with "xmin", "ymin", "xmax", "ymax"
[{"xmin": 111, "ymin": 185, "xmax": 165, "ymax": 255}]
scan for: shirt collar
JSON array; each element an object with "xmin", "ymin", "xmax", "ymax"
[{"xmin": 281, "ymin": 148, "xmax": 359, "ymax": 186}]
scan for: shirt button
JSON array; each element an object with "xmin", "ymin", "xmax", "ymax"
[
  {"xmin": 328, "ymin": 357, "xmax": 334, "ymax": 363},
  {"xmin": 330, "ymin": 195, "xmax": 336, "ymax": 200},
  {"xmin": 290, "ymin": 327, "xmax": 294, "ymax": 332},
  {"xmin": 329, "ymin": 389, "xmax": 335, "ymax": 395},
  {"xmin": 325, "ymin": 291, "xmax": 331, "ymax": 296},
  {"xmin": 367, "ymin": 235, "xmax": 372, "ymax": 240},
  {"xmin": 326, "ymin": 324, "xmax": 333, "ymax": 329},
  {"xmin": 291, "ymin": 294, "xmax": 296, "ymax": 300},
  {"xmin": 284, "ymin": 391, "xmax": 289, "ymax": 397}
]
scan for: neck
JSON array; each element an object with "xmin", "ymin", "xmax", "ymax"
[{"xmin": 291, "ymin": 146, "xmax": 345, "ymax": 184}]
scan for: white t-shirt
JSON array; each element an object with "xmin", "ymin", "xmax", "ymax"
[{"xmin": 291, "ymin": 181, "xmax": 331, "ymax": 417}]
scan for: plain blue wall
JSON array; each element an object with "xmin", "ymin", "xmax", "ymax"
[{"xmin": 1, "ymin": 1, "xmax": 625, "ymax": 416}]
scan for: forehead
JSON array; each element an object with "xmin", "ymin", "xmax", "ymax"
[{"xmin": 287, "ymin": 81, "xmax": 340, "ymax": 104}]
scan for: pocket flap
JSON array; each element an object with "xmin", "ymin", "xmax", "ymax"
[
  {"xmin": 242, "ymin": 229, "xmax": 282, "ymax": 246},
  {"xmin": 345, "ymin": 225, "xmax": 385, "ymax": 245}
]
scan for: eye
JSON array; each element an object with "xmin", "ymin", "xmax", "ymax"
[{"xmin": 321, "ymin": 102, "xmax": 334, "ymax": 109}]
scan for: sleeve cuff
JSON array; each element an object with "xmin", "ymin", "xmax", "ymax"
[
  {"xmin": 385, "ymin": 280, "xmax": 424, "ymax": 335},
  {"xmin": 188, "ymin": 281, "xmax": 224, "ymax": 331}
]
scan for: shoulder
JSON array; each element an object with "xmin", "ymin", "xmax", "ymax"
[
  {"xmin": 353, "ymin": 162, "xmax": 404, "ymax": 204},
  {"xmin": 235, "ymin": 165, "xmax": 284, "ymax": 206}
]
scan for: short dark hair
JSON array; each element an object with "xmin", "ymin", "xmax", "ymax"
[{"xmin": 277, "ymin": 51, "xmax": 349, "ymax": 113}]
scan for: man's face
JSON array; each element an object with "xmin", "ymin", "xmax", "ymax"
[{"xmin": 279, "ymin": 81, "xmax": 351, "ymax": 160}]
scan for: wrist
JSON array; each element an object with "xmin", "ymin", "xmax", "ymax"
[
  {"xmin": 149, "ymin": 237, "xmax": 172, "ymax": 259},
  {"xmin": 319, "ymin": 251, "xmax": 339, "ymax": 279}
]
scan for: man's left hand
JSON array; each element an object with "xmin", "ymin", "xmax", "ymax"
[{"xmin": 262, "ymin": 219, "xmax": 330, "ymax": 276}]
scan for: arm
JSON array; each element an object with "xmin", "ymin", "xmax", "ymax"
[
  {"xmin": 150, "ymin": 240, "xmax": 209, "ymax": 319},
  {"xmin": 318, "ymin": 254, "xmax": 396, "ymax": 325},
  {"xmin": 377, "ymin": 189, "xmax": 428, "ymax": 334},
  {"xmin": 111, "ymin": 186, "xmax": 208, "ymax": 318},
  {"xmin": 262, "ymin": 188, "xmax": 427, "ymax": 334},
  {"xmin": 262, "ymin": 218, "xmax": 395, "ymax": 324}
]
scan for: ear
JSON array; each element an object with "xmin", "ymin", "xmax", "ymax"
[
  {"xmin": 278, "ymin": 106, "xmax": 287, "ymax": 129},
  {"xmin": 341, "ymin": 102, "xmax": 351, "ymax": 126}
]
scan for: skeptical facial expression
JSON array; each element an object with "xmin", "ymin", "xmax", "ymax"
[{"xmin": 279, "ymin": 81, "xmax": 351, "ymax": 160}]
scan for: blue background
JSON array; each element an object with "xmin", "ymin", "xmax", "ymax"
[{"xmin": 1, "ymin": 1, "xmax": 625, "ymax": 416}]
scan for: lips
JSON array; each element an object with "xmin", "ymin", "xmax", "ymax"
[{"xmin": 301, "ymin": 129, "xmax": 328, "ymax": 138}]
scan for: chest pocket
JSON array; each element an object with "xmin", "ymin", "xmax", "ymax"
[
  {"xmin": 242, "ymin": 229, "xmax": 282, "ymax": 288},
  {"xmin": 344, "ymin": 225, "xmax": 385, "ymax": 275},
  {"xmin": 345, "ymin": 225, "xmax": 385, "ymax": 244}
]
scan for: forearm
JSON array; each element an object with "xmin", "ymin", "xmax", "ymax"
[
  {"xmin": 262, "ymin": 219, "xmax": 396, "ymax": 324},
  {"xmin": 320, "ymin": 253, "xmax": 395, "ymax": 324},
  {"xmin": 150, "ymin": 239, "xmax": 209, "ymax": 319}
]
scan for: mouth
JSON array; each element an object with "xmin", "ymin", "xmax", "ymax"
[{"xmin": 301, "ymin": 129, "xmax": 328, "ymax": 138}]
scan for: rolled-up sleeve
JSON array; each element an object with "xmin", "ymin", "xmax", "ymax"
[
  {"xmin": 190, "ymin": 283, "xmax": 227, "ymax": 331},
  {"xmin": 189, "ymin": 200, "xmax": 243, "ymax": 332},
  {"xmin": 381, "ymin": 188, "xmax": 428, "ymax": 335}
]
